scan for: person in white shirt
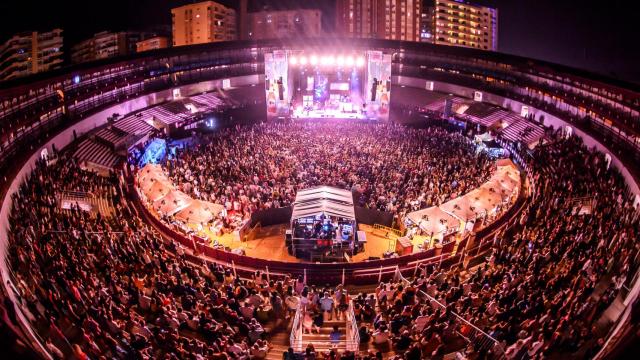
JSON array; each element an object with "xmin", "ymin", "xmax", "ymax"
[
  {"xmin": 250, "ymin": 343, "xmax": 268, "ymax": 359},
  {"xmin": 414, "ymin": 309, "xmax": 430, "ymax": 333},
  {"xmin": 303, "ymin": 311, "xmax": 320, "ymax": 334},
  {"xmin": 527, "ymin": 334, "xmax": 545, "ymax": 357},
  {"xmin": 504, "ymin": 339, "xmax": 525, "ymax": 360},
  {"xmin": 319, "ymin": 292, "xmax": 334, "ymax": 320},
  {"xmin": 226, "ymin": 339, "xmax": 246, "ymax": 357},
  {"xmin": 285, "ymin": 291, "xmax": 299, "ymax": 319}
]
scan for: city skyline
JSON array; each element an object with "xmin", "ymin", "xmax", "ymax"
[{"xmin": 0, "ymin": 0, "xmax": 638, "ymax": 83}]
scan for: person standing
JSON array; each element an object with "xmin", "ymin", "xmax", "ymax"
[{"xmin": 319, "ymin": 292, "xmax": 334, "ymax": 321}]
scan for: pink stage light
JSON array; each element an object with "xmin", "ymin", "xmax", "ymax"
[{"xmin": 346, "ymin": 56, "xmax": 355, "ymax": 66}]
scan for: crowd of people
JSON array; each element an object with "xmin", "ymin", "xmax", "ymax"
[
  {"xmin": 163, "ymin": 121, "xmax": 492, "ymax": 228},
  {"xmin": 5, "ymin": 154, "xmax": 309, "ymax": 359},
  {"xmin": 3, "ymin": 123, "xmax": 640, "ymax": 360},
  {"xmin": 344, "ymin": 133, "xmax": 640, "ymax": 359}
]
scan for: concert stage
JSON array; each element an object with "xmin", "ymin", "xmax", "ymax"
[
  {"xmin": 265, "ymin": 50, "xmax": 392, "ymax": 121},
  {"xmin": 291, "ymin": 108, "xmax": 367, "ymax": 120},
  {"xmin": 194, "ymin": 223, "xmax": 398, "ymax": 263}
]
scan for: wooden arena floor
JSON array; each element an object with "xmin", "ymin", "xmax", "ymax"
[{"xmin": 202, "ymin": 223, "xmax": 404, "ymax": 263}]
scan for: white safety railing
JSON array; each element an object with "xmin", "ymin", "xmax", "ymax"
[
  {"xmin": 397, "ymin": 270, "xmax": 505, "ymax": 358},
  {"xmin": 345, "ymin": 300, "xmax": 360, "ymax": 352},
  {"xmin": 289, "ymin": 304, "xmax": 303, "ymax": 352}
]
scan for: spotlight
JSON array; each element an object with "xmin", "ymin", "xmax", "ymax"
[
  {"xmin": 290, "ymin": 56, "xmax": 297, "ymax": 65},
  {"xmin": 346, "ymin": 56, "xmax": 354, "ymax": 66},
  {"xmin": 356, "ymin": 57, "xmax": 365, "ymax": 67},
  {"xmin": 327, "ymin": 56, "xmax": 335, "ymax": 65},
  {"xmin": 336, "ymin": 56, "xmax": 345, "ymax": 66},
  {"xmin": 321, "ymin": 56, "xmax": 330, "ymax": 66},
  {"xmin": 300, "ymin": 56, "xmax": 307, "ymax": 65},
  {"xmin": 310, "ymin": 55, "xmax": 318, "ymax": 65}
]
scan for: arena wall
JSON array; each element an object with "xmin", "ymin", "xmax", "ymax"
[
  {"xmin": 1, "ymin": 70, "xmax": 637, "ymax": 358},
  {"xmin": 393, "ymin": 76, "xmax": 640, "ymax": 197},
  {"xmin": 0, "ymin": 75, "xmax": 260, "ymax": 356}
]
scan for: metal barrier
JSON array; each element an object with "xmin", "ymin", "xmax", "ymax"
[
  {"xmin": 346, "ymin": 300, "xmax": 360, "ymax": 352},
  {"xmin": 290, "ymin": 304, "xmax": 303, "ymax": 352},
  {"xmin": 397, "ymin": 271, "xmax": 505, "ymax": 358},
  {"xmin": 372, "ymin": 223, "xmax": 403, "ymax": 238}
]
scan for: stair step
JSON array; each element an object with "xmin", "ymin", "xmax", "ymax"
[
  {"xmin": 320, "ymin": 320, "xmax": 346, "ymax": 326},
  {"xmin": 302, "ymin": 334, "xmax": 347, "ymax": 340},
  {"xmin": 308, "ymin": 327, "xmax": 346, "ymax": 334}
]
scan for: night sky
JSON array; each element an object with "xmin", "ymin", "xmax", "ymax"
[{"xmin": 0, "ymin": 0, "xmax": 638, "ymax": 84}]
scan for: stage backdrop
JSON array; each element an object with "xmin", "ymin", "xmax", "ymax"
[
  {"xmin": 264, "ymin": 50, "xmax": 290, "ymax": 119},
  {"xmin": 365, "ymin": 51, "xmax": 392, "ymax": 121},
  {"xmin": 248, "ymin": 205, "xmax": 393, "ymax": 228}
]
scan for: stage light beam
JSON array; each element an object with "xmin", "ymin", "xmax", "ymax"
[
  {"xmin": 300, "ymin": 56, "xmax": 307, "ymax": 65},
  {"xmin": 356, "ymin": 57, "xmax": 365, "ymax": 67},
  {"xmin": 336, "ymin": 56, "xmax": 345, "ymax": 66},
  {"xmin": 290, "ymin": 56, "xmax": 297, "ymax": 65},
  {"xmin": 346, "ymin": 56, "xmax": 355, "ymax": 66},
  {"xmin": 310, "ymin": 55, "xmax": 318, "ymax": 65}
]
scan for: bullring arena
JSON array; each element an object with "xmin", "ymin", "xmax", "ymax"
[{"xmin": 1, "ymin": 39, "xmax": 639, "ymax": 360}]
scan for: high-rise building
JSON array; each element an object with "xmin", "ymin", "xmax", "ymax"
[
  {"xmin": 336, "ymin": 0, "xmax": 498, "ymax": 50},
  {"xmin": 246, "ymin": 9, "xmax": 322, "ymax": 40},
  {"xmin": 433, "ymin": 0, "xmax": 498, "ymax": 50},
  {"xmin": 239, "ymin": 0, "xmax": 248, "ymax": 40},
  {"xmin": 335, "ymin": 0, "xmax": 379, "ymax": 39},
  {"xmin": 71, "ymin": 31, "xmax": 150, "ymax": 64},
  {"xmin": 420, "ymin": 1, "xmax": 436, "ymax": 42},
  {"xmin": 381, "ymin": 0, "xmax": 422, "ymax": 41},
  {"xmin": 336, "ymin": 0, "xmax": 422, "ymax": 42},
  {"xmin": 171, "ymin": 1, "xmax": 237, "ymax": 46},
  {"xmin": 0, "ymin": 29, "xmax": 63, "ymax": 81},
  {"xmin": 136, "ymin": 36, "xmax": 170, "ymax": 53}
]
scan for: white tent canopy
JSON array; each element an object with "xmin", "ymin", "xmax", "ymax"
[
  {"xmin": 137, "ymin": 163, "xmax": 226, "ymax": 226},
  {"xmin": 404, "ymin": 158, "xmax": 522, "ymax": 235},
  {"xmin": 144, "ymin": 178, "xmax": 174, "ymax": 202},
  {"xmin": 153, "ymin": 190, "xmax": 193, "ymax": 216},
  {"xmin": 406, "ymin": 206, "xmax": 461, "ymax": 236},
  {"xmin": 174, "ymin": 199, "xmax": 224, "ymax": 224},
  {"xmin": 291, "ymin": 186, "xmax": 355, "ymax": 221},
  {"xmin": 467, "ymin": 188, "xmax": 503, "ymax": 214},
  {"xmin": 440, "ymin": 195, "xmax": 480, "ymax": 222},
  {"xmin": 137, "ymin": 163, "xmax": 165, "ymax": 184}
]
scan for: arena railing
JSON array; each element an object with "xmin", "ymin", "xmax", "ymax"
[
  {"xmin": 126, "ymin": 141, "xmax": 530, "ymax": 286},
  {"xmin": 397, "ymin": 271, "xmax": 506, "ymax": 359},
  {"xmin": 346, "ymin": 300, "xmax": 360, "ymax": 352},
  {"xmin": 290, "ymin": 304, "xmax": 303, "ymax": 352},
  {"xmin": 372, "ymin": 223, "xmax": 403, "ymax": 237}
]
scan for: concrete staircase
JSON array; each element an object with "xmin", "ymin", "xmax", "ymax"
[
  {"xmin": 300, "ymin": 319, "xmax": 348, "ymax": 353},
  {"xmin": 57, "ymin": 191, "xmax": 115, "ymax": 218},
  {"xmin": 264, "ymin": 317, "xmax": 293, "ymax": 360}
]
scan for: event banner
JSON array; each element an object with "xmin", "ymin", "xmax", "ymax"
[
  {"xmin": 365, "ymin": 51, "xmax": 392, "ymax": 120},
  {"xmin": 264, "ymin": 51, "xmax": 290, "ymax": 118}
]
